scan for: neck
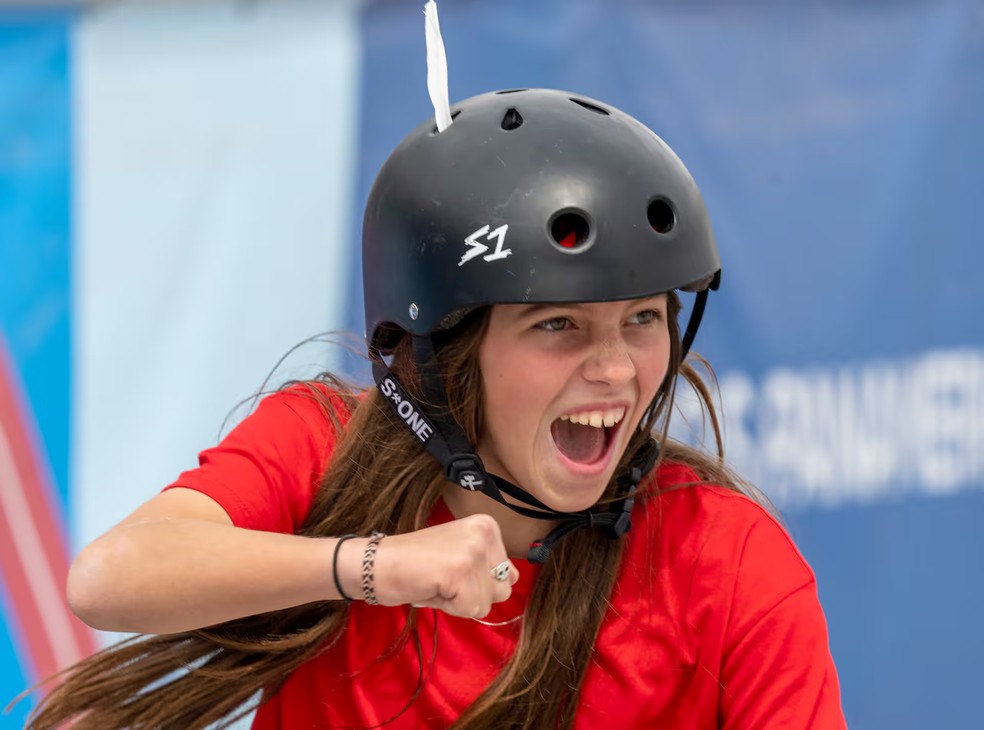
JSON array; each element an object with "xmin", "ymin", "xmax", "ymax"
[{"xmin": 440, "ymin": 482, "xmax": 559, "ymax": 560}]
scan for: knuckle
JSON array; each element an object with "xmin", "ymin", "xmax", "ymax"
[
  {"xmin": 459, "ymin": 534, "xmax": 487, "ymax": 564},
  {"xmin": 451, "ymin": 553, "xmax": 474, "ymax": 575},
  {"xmin": 468, "ymin": 514, "xmax": 498, "ymax": 540}
]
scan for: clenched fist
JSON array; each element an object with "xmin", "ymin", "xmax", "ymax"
[{"xmin": 339, "ymin": 514, "xmax": 519, "ymax": 619}]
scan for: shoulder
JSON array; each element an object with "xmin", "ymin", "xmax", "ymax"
[
  {"xmin": 627, "ymin": 459, "xmax": 815, "ymax": 601},
  {"xmin": 259, "ymin": 380, "xmax": 356, "ymax": 425},
  {"xmin": 646, "ymin": 460, "xmax": 804, "ymax": 554},
  {"xmin": 165, "ymin": 380, "xmax": 359, "ymax": 532},
  {"xmin": 238, "ymin": 381, "xmax": 358, "ymax": 447}
]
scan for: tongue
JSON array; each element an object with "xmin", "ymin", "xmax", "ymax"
[{"xmin": 551, "ymin": 419, "xmax": 606, "ymax": 464}]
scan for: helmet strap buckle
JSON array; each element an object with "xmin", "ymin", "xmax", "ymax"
[{"xmin": 446, "ymin": 453, "xmax": 487, "ymax": 491}]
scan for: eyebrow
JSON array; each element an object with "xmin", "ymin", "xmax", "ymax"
[
  {"xmin": 514, "ymin": 303, "xmax": 574, "ymax": 317},
  {"xmin": 511, "ymin": 303, "xmax": 592, "ymax": 322},
  {"xmin": 513, "ymin": 297, "xmax": 665, "ymax": 319}
]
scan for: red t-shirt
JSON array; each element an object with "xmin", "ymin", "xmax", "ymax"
[{"xmin": 167, "ymin": 386, "xmax": 845, "ymax": 729}]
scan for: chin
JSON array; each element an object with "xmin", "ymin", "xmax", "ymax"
[{"xmin": 536, "ymin": 478, "xmax": 611, "ymax": 514}]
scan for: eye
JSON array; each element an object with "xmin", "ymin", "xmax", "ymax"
[
  {"xmin": 535, "ymin": 316, "xmax": 575, "ymax": 332},
  {"xmin": 627, "ymin": 309, "xmax": 663, "ymax": 326}
]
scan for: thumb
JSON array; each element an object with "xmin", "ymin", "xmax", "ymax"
[{"xmin": 508, "ymin": 560, "xmax": 520, "ymax": 586}]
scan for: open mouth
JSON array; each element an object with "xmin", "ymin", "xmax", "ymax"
[{"xmin": 549, "ymin": 406, "xmax": 626, "ymax": 467}]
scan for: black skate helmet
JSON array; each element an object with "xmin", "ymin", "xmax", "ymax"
[
  {"xmin": 363, "ymin": 89, "xmax": 721, "ymax": 562},
  {"xmin": 363, "ymin": 88, "xmax": 719, "ymax": 357}
]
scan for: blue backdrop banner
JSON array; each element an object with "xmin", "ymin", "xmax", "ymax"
[{"xmin": 2, "ymin": 2, "xmax": 982, "ymax": 727}]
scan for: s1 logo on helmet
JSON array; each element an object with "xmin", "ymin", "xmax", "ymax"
[{"xmin": 458, "ymin": 224, "xmax": 511, "ymax": 266}]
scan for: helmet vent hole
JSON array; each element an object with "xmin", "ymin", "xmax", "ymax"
[
  {"xmin": 647, "ymin": 199, "xmax": 675, "ymax": 234},
  {"xmin": 501, "ymin": 108, "xmax": 524, "ymax": 131},
  {"xmin": 496, "ymin": 88, "xmax": 528, "ymax": 94},
  {"xmin": 570, "ymin": 98, "xmax": 610, "ymax": 116},
  {"xmin": 550, "ymin": 211, "xmax": 592, "ymax": 252},
  {"xmin": 431, "ymin": 109, "xmax": 462, "ymax": 134}
]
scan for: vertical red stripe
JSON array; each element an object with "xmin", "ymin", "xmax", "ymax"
[{"xmin": 0, "ymin": 340, "xmax": 99, "ymax": 686}]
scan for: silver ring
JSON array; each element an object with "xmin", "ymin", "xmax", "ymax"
[{"xmin": 490, "ymin": 560, "xmax": 511, "ymax": 582}]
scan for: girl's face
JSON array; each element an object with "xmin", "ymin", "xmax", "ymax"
[{"xmin": 476, "ymin": 296, "xmax": 671, "ymax": 513}]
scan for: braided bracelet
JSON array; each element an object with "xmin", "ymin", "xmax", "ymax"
[
  {"xmin": 361, "ymin": 531, "xmax": 386, "ymax": 605},
  {"xmin": 332, "ymin": 534, "xmax": 358, "ymax": 602}
]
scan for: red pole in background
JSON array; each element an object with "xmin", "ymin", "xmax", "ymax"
[{"xmin": 0, "ymin": 336, "xmax": 99, "ymax": 692}]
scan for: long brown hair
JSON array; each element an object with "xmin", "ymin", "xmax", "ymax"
[{"xmin": 21, "ymin": 294, "xmax": 768, "ymax": 729}]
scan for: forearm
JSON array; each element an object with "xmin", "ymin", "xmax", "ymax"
[{"xmin": 67, "ymin": 519, "xmax": 365, "ymax": 634}]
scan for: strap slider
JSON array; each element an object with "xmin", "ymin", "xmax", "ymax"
[
  {"xmin": 446, "ymin": 453, "xmax": 486, "ymax": 491},
  {"xmin": 612, "ymin": 510, "xmax": 633, "ymax": 537},
  {"xmin": 609, "ymin": 496, "xmax": 635, "ymax": 538},
  {"xmin": 528, "ymin": 541, "xmax": 550, "ymax": 564}
]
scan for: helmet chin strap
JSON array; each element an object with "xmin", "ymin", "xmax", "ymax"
[
  {"xmin": 680, "ymin": 287, "xmax": 712, "ymax": 359},
  {"xmin": 371, "ymin": 335, "xmax": 660, "ymax": 563}
]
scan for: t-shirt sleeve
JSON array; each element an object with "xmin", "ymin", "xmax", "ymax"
[
  {"xmin": 717, "ymin": 514, "xmax": 847, "ymax": 730},
  {"xmin": 163, "ymin": 386, "xmax": 344, "ymax": 534}
]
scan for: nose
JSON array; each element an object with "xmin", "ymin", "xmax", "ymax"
[{"xmin": 581, "ymin": 333, "xmax": 636, "ymax": 386}]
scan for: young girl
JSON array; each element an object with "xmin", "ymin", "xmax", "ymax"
[{"xmin": 25, "ymin": 88, "xmax": 845, "ymax": 729}]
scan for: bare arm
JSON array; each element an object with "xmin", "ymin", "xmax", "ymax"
[
  {"xmin": 66, "ymin": 488, "xmax": 353, "ymax": 633},
  {"xmin": 67, "ymin": 487, "xmax": 517, "ymax": 635}
]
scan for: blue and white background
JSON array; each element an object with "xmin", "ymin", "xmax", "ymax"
[{"xmin": 1, "ymin": 1, "xmax": 982, "ymax": 727}]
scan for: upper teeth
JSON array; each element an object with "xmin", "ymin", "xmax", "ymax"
[{"xmin": 561, "ymin": 407, "xmax": 626, "ymax": 428}]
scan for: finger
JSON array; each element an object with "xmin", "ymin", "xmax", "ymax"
[
  {"xmin": 469, "ymin": 569, "xmax": 494, "ymax": 618},
  {"xmin": 426, "ymin": 594, "xmax": 491, "ymax": 619},
  {"xmin": 487, "ymin": 558, "xmax": 518, "ymax": 585},
  {"xmin": 423, "ymin": 572, "xmax": 492, "ymax": 618},
  {"xmin": 482, "ymin": 558, "xmax": 513, "ymax": 605},
  {"xmin": 490, "ymin": 580, "xmax": 513, "ymax": 605}
]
